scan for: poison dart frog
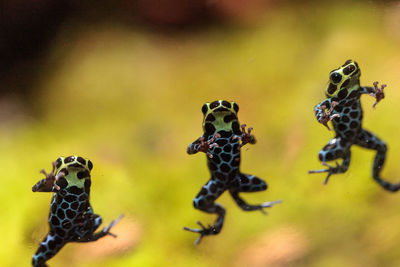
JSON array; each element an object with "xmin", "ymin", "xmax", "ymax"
[
  {"xmin": 32, "ymin": 156, "xmax": 122, "ymax": 266},
  {"xmin": 309, "ymin": 60, "xmax": 399, "ymax": 191},
  {"xmin": 184, "ymin": 100, "xmax": 281, "ymax": 244}
]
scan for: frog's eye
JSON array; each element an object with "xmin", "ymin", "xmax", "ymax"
[
  {"xmin": 342, "ymin": 59, "xmax": 353, "ymax": 66},
  {"xmin": 88, "ymin": 160, "xmax": 93, "ymax": 171},
  {"xmin": 201, "ymin": 104, "xmax": 208, "ymax": 115},
  {"xmin": 232, "ymin": 102, "xmax": 239, "ymax": 113},
  {"xmin": 77, "ymin": 157, "xmax": 86, "ymax": 165},
  {"xmin": 330, "ymin": 72, "xmax": 342, "ymax": 84},
  {"xmin": 56, "ymin": 158, "xmax": 62, "ymax": 169},
  {"xmin": 64, "ymin": 156, "xmax": 75, "ymax": 164},
  {"xmin": 343, "ymin": 65, "xmax": 355, "ymax": 75},
  {"xmin": 210, "ymin": 101, "xmax": 220, "ymax": 109},
  {"xmin": 221, "ymin": 101, "xmax": 231, "ymax": 108}
]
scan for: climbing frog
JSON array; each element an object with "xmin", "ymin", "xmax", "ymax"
[
  {"xmin": 32, "ymin": 156, "xmax": 122, "ymax": 266},
  {"xmin": 184, "ymin": 100, "xmax": 281, "ymax": 244},
  {"xmin": 309, "ymin": 60, "xmax": 399, "ymax": 191}
]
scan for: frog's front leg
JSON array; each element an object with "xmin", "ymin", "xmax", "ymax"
[
  {"xmin": 233, "ymin": 124, "xmax": 256, "ymax": 148},
  {"xmin": 360, "ymin": 82, "xmax": 386, "ymax": 108},
  {"xmin": 371, "ymin": 81, "xmax": 386, "ymax": 108},
  {"xmin": 229, "ymin": 174, "xmax": 281, "ymax": 214},
  {"xmin": 72, "ymin": 214, "xmax": 123, "ymax": 242},
  {"xmin": 309, "ymin": 137, "xmax": 352, "ymax": 184},
  {"xmin": 184, "ymin": 179, "xmax": 226, "ymax": 245},
  {"xmin": 187, "ymin": 133, "xmax": 221, "ymax": 158},
  {"xmin": 32, "ymin": 162, "xmax": 64, "ymax": 192},
  {"xmin": 315, "ymin": 101, "xmax": 340, "ymax": 131},
  {"xmin": 32, "ymin": 232, "xmax": 66, "ymax": 267}
]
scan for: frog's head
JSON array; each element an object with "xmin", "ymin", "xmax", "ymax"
[
  {"xmin": 326, "ymin": 59, "xmax": 360, "ymax": 99},
  {"xmin": 55, "ymin": 156, "xmax": 93, "ymax": 190},
  {"xmin": 201, "ymin": 100, "xmax": 241, "ymax": 135}
]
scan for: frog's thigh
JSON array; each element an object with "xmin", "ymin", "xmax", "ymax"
[
  {"xmin": 32, "ymin": 232, "xmax": 65, "ymax": 266},
  {"xmin": 230, "ymin": 173, "xmax": 267, "ymax": 192},
  {"xmin": 193, "ymin": 180, "xmax": 225, "ymax": 211},
  {"xmin": 355, "ymin": 129, "xmax": 386, "ymax": 150},
  {"xmin": 355, "ymin": 129, "xmax": 387, "ymax": 174},
  {"xmin": 318, "ymin": 137, "xmax": 351, "ymax": 162}
]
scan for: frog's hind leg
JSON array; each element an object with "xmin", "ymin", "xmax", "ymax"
[
  {"xmin": 355, "ymin": 129, "xmax": 400, "ymax": 192},
  {"xmin": 184, "ymin": 179, "xmax": 226, "ymax": 245},
  {"xmin": 32, "ymin": 232, "xmax": 66, "ymax": 267},
  {"xmin": 72, "ymin": 214, "xmax": 123, "ymax": 242},
  {"xmin": 229, "ymin": 174, "xmax": 281, "ymax": 214},
  {"xmin": 309, "ymin": 137, "xmax": 351, "ymax": 184}
]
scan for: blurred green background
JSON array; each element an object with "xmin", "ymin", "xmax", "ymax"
[{"xmin": 1, "ymin": 0, "xmax": 400, "ymax": 266}]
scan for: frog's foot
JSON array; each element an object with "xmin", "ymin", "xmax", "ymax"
[
  {"xmin": 233, "ymin": 124, "xmax": 256, "ymax": 147},
  {"xmin": 308, "ymin": 161, "xmax": 340, "ymax": 185},
  {"xmin": 231, "ymin": 192, "xmax": 282, "ymax": 214},
  {"xmin": 370, "ymin": 81, "xmax": 386, "ymax": 108},
  {"xmin": 101, "ymin": 214, "xmax": 124, "ymax": 238},
  {"xmin": 74, "ymin": 214, "xmax": 123, "ymax": 242},
  {"xmin": 39, "ymin": 161, "xmax": 57, "ymax": 180},
  {"xmin": 41, "ymin": 165, "xmax": 65, "ymax": 191},
  {"xmin": 52, "ymin": 171, "xmax": 66, "ymax": 191},
  {"xmin": 259, "ymin": 200, "xmax": 283, "ymax": 215},
  {"xmin": 318, "ymin": 102, "xmax": 340, "ymax": 131},
  {"xmin": 197, "ymin": 133, "xmax": 221, "ymax": 158},
  {"xmin": 318, "ymin": 108, "xmax": 332, "ymax": 130},
  {"xmin": 183, "ymin": 221, "xmax": 219, "ymax": 245},
  {"xmin": 32, "ymin": 162, "xmax": 59, "ymax": 192},
  {"xmin": 74, "ymin": 214, "xmax": 99, "ymax": 238}
]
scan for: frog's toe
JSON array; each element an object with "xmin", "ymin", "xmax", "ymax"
[
  {"xmin": 259, "ymin": 200, "xmax": 282, "ymax": 214},
  {"xmin": 184, "ymin": 221, "xmax": 218, "ymax": 245},
  {"xmin": 103, "ymin": 214, "xmax": 123, "ymax": 237},
  {"xmin": 308, "ymin": 168, "xmax": 330, "ymax": 174},
  {"xmin": 261, "ymin": 200, "xmax": 282, "ymax": 208}
]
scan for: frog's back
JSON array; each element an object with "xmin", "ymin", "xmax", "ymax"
[
  {"xmin": 202, "ymin": 101, "xmax": 242, "ymax": 180},
  {"xmin": 332, "ymin": 97, "xmax": 363, "ymax": 139},
  {"xmin": 48, "ymin": 156, "xmax": 93, "ymax": 235}
]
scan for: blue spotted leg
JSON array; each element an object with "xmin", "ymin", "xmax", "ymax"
[
  {"xmin": 309, "ymin": 137, "xmax": 352, "ymax": 184},
  {"xmin": 355, "ymin": 130, "xmax": 400, "ymax": 192},
  {"xmin": 229, "ymin": 174, "xmax": 282, "ymax": 214},
  {"xmin": 183, "ymin": 179, "xmax": 226, "ymax": 245}
]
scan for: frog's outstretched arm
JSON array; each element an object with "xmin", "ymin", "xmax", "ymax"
[
  {"xmin": 233, "ymin": 124, "xmax": 256, "ymax": 148},
  {"xmin": 314, "ymin": 99, "xmax": 339, "ymax": 131},
  {"xmin": 187, "ymin": 135, "xmax": 206, "ymax": 155},
  {"xmin": 314, "ymin": 99, "xmax": 332, "ymax": 122},
  {"xmin": 360, "ymin": 81, "xmax": 386, "ymax": 108},
  {"xmin": 32, "ymin": 162, "xmax": 62, "ymax": 192},
  {"xmin": 187, "ymin": 133, "xmax": 220, "ymax": 158}
]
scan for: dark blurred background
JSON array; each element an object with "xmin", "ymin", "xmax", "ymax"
[{"xmin": 0, "ymin": 0, "xmax": 272, "ymax": 96}]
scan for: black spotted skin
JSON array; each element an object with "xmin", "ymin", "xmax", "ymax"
[
  {"xmin": 32, "ymin": 156, "xmax": 120, "ymax": 267},
  {"xmin": 185, "ymin": 100, "xmax": 281, "ymax": 244},
  {"xmin": 310, "ymin": 60, "xmax": 400, "ymax": 191}
]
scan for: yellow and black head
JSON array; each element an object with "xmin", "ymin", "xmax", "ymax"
[
  {"xmin": 55, "ymin": 156, "xmax": 93, "ymax": 189},
  {"xmin": 326, "ymin": 59, "xmax": 361, "ymax": 99},
  {"xmin": 201, "ymin": 100, "xmax": 241, "ymax": 135}
]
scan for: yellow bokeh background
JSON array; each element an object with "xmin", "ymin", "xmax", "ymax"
[{"xmin": 1, "ymin": 1, "xmax": 400, "ymax": 266}]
